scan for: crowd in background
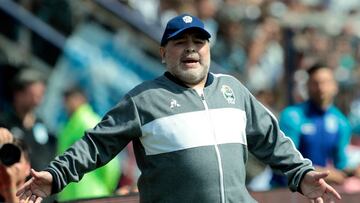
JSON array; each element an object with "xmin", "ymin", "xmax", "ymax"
[
  {"xmin": 128, "ymin": 0, "xmax": 360, "ymax": 129},
  {"xmin": 1, "ymin": 0, "xmax": 360, "ymax": 202}
]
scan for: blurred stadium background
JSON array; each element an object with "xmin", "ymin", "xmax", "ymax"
[{"xmin": 1, "ymin": 0, "xmax": 360, "ymax": 202}]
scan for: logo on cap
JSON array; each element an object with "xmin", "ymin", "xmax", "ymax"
[{"xmin": 182, "ymin": 16, "xmax": 193, "ymax": 23}]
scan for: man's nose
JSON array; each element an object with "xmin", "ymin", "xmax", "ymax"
[
  {"xmin": 184, "ymin": 38, "xmax": 196, "ymax": 53},
  {"xmin": 185, "ymin": 47, "xmax": 196, "ymax": 53}
]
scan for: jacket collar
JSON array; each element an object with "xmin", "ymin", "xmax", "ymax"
[
  {"xmin": 306, "ymin": 100, "xmax": 332, "ymax": 115},
  {"xmin": 164, "ymin": 71, "xmax": 214, "ymax": 88}
]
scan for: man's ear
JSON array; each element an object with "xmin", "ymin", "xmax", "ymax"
[{"xmin": 159, "ymin": 47, "xmax": 166, "ymax": 63}]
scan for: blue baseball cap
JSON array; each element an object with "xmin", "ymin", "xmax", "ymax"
[{"xmin": 161, "ymin": 14, "xmax": 211, "ymax": 46}]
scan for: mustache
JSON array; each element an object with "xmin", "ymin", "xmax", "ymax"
[{"xmin": 180, "ymin": 53, "xmax": 200, "ymax": 61}]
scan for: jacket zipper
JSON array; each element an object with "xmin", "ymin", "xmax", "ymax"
[{"xmin": 199, "ymin": 90, "xmax": 225, "ymax": 203}]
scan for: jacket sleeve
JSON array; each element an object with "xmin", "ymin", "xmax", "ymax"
[
  {"xmin": 244, "ymin": 90, "xmax": 314, "ymax": 192},
  {"xmin": 46, "ymin": 94, "xmax": 142, "ymax": 194}
]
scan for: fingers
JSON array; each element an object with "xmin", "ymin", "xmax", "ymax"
[
  {"xmin": 17, "ymin": 175, "xmax": 46, "ymax": 203},
  {"xmin": 311, "ymin": 170, "xmax": 330, "ymax": 181},
  {"xmin": 30, "ymin": 169, "xmax": 42, "ymax": 182},
  {"xmin": 19, "ymin": 193, "xmax": 43, "ymax": 203},
  {"xmin": 35, "ymin": 196, "xmax": 43, "ymax": 203},
  {"xmin": 16, "ymin": 177, "xmax": 34, "ymax": 196},
  {"xmin": 30, "ymin": 169, "xmax": 39, "ymax": 178},
  {"xmin": 311, "ymin": 185, "xmax": 341, "ymax": 203},
  {"xmin": 329, "ymin": 199, "xmax": 335, "ymax": 203},
  {"xmin": 325, "ymin": 184, "xmax": 341, "ymax": 200},
  {"xmin": 322, "ymin": 192, "xmax": 336, "ymax": 203},
  {"xmin": 317, "ymin": 178, "xmax": 341, "ymax": 201},
  {"xmin": 30, "ymin": 168, "xmax": 45, "ymax": 180},
  {"xmin": 27, "ymin": 194, "xmax": 43, "ymax": 203},
  {"xmin": 29, "ymin": 194, "xmax": 37, "ymax": 203},
  {"xmin": 19, "ymin": 196, "xmax": 30, "ymax": 203},
  {"xmin": 19, "ymin": 189, "xmax": 32, "ymax": 203},
  {"xmin": 315, "ymin": 197, "xmax": 323, "ymax": 203},
  {"xmin": 324, "ymin": 194, "xmax": 336, "ymax": 203}
]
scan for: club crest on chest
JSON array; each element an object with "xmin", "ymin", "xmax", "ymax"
[{"xmin": 221, "ymin": 85, "xmax": 235, "ymax": 104}]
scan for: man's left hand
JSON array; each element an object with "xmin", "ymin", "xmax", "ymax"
[{"xmin": 300, "ymin": 170, "xmax": 341, "ymax": 203}]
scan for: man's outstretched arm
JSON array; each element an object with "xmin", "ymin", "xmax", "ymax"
[
  {"xmin": 300, "ymin": 170, "xmax": 341, "ymax": 203},
  {"xmin": 16, "ymin": 169, "xmax": 52, "ymax": 203}
]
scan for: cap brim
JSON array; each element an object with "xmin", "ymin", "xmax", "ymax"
[{"xmin": 163, "ymin": 27, "xmax": 211, "ymax": 46}]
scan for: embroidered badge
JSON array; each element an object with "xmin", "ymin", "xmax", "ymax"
[
  {"xmin": 301, "ymin": 123, "xmax": 316, "ymax": 135},
  {"xmin": 170, "ymin": 99, "xmax": 181, "ymax": 109},
  {"xmin": 182, "ymin": 16, "xmax": 193, "ymax": 23},
  {"xmin": 325, "ymin": 115, "xmax": 338, "ymax": 134},
  {"xmin": 221, "ymin": 85, "xmax": 235, "ymax": 104}
]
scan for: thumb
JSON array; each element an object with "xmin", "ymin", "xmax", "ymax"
[
  {"xmin": 311, "ymin": 170, "xmax": 330, "ymax": 181},
  {"xmin": 30, "ymin": 168, "xmax": 40, "ymax": 179},
  {"xmin": 16, "ymin": 177, "xmax": 33, "ymax": 196}
]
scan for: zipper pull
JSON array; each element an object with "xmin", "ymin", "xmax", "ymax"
[
  {"xmin": 195, "ymin": 88, "xmax": 205, "ymax": 100},
  {"xmin": 200, "ymin": 93, "xmax": 205, "ymax": 101}
]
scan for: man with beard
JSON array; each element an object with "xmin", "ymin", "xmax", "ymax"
[
  {"xmin": 17, "ymin": 14, "xmax": 340, "ymax": 203},
  {"xmin": 272, "ymin": 64, "xmax": 353, "ymax": 187}
]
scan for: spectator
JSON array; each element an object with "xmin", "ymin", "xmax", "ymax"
[
  {"xmin": 158, "ymin": 0, "xmax": 195, "ymax": 27},
  {"xmin": 246, "ymin": 16, "xmax": 284, "ymax": 92},
  {"xmin": 272, "ymin": 63, "xmax": 352, "ymax": 187},
  {"xmin": 0, "ymin": 128, "xmax": 31, "ymax": 203},
  {"xmin": 212, "ymin": 8, "xmax": 247, "ymax": 78},
  {"xmin": 0, "ymin": 67, "xmax": 56, "ymax": 171},
  {"xmin": 194, "ymin": 0, "xmax": 219, "ymax": 46},
  {"xmin": 56, "ymin": 86, "xmax": 121, "ymax": 201}
]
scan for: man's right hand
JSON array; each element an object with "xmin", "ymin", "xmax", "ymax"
[{"xmin": 16, "ymin": 169, "xmax": 52, "ymax": 203}]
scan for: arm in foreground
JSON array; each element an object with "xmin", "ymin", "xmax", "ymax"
[
  {"xmin": 16, "ymin": 169, "xmax": 52, "ymax": 203},
  {"xmin": 300, "ymin": 170, "xmax": 341, "ymax": 203}
]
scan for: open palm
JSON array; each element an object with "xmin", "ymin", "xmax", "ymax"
[{"xmin": 16, "ymin": 169, "xmax": 52, "ymax": 203}]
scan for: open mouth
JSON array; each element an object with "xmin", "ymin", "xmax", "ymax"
[
  {"xmin": 181, "ymin": 56, "xmax": 199, "ymax": 65},
  {"xmin": 182, "ymin": 59, "xmax": 199, "ymax": 64}
]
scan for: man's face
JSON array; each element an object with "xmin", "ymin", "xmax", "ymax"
[
  {"xmin": 160, "ymin": 30, "xmax": 211, "ymax": 88},
  {"xmin": 307, "ymin": 68, "xmax": 338, "ymax": 108},
  {"xmin": 16, "ymin": 81, "xmax": 46, "ymax": 112}
]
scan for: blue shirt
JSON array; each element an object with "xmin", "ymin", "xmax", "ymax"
[{"xmin": 279, "ymin": 100, "xmax": 352, "ymax": 169}]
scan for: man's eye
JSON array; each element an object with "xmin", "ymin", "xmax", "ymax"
[
  {"xmin": 174, "ymin": 40, "xmax": 186, "ymax": 45},
  {"xmin": 194, "ymin": 39, "xmax": 205, "ymax": 44}
]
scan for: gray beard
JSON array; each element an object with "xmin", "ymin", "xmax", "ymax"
[{"xmin": 175, "ymin": 67, "xmax": 209, "ymax": 86}]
